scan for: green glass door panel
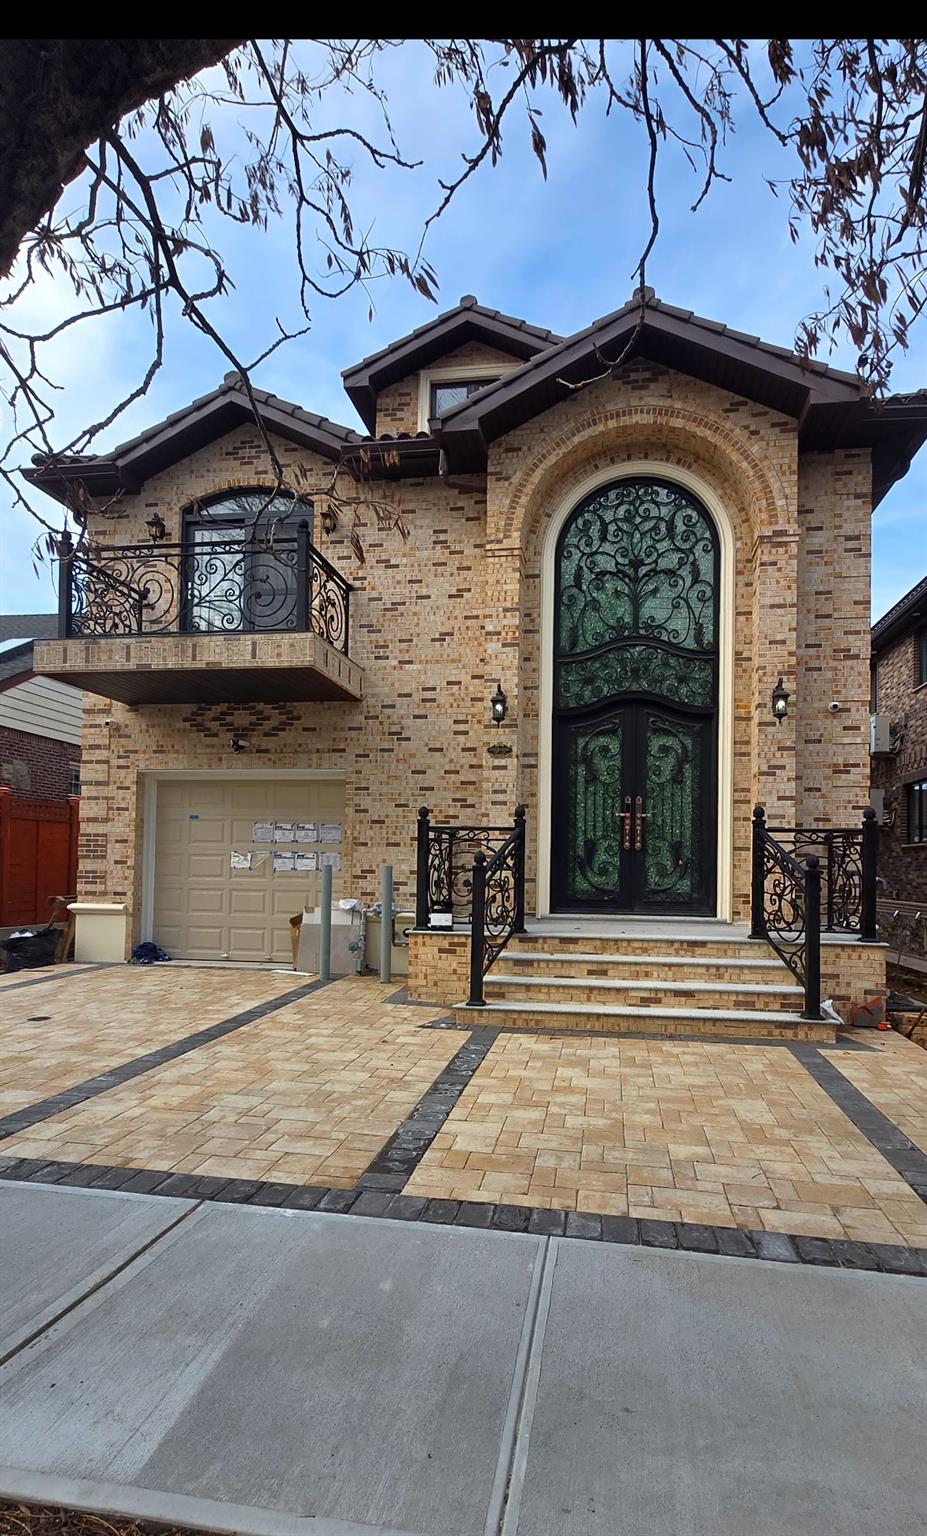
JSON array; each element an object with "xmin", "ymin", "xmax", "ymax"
[
  {"xmin": 563, "ymin": 714, "xmax": 625, "ymax": 903},
  {"xmin": 636, "ymin": 712, "xmax": 710, "ymax": 911}
]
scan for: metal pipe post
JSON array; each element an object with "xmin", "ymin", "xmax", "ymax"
[
  {"xmin": 379, "ymin": 864, "xmax": 394, "ymax": 983},
  {"xmin": 319, "ymin": 861, "xmax": 333, "ymax": 983}
]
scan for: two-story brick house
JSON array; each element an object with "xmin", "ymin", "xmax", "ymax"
[
  {"xmin": 871, "ymin": 573, "xmax": 927, "ymax": 906},
  {"xmin": 27, "ymin": 290, "xmax": 927, "ymax": 1039}
]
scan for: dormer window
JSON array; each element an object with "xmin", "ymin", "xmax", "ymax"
[{"xmin": 430, "ymin": 377, "xmax": 497, "ymax": 416}]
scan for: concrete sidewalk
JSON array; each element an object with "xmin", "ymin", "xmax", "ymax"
[{"xmin": 0, "ymin": 1180, "xmax": 924, "ymax": 1536}]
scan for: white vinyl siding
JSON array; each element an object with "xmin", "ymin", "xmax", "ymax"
[{"xmin": 0, "ymin": 676, "xmax": 83, "ymax": 745}]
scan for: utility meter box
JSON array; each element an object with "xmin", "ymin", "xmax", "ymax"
[
  {"xmin": 364, "ymin": 911, "xmax": 414, "ymax": 977},
  {"xmin": 870, "ymin": 714, "xmax": 892, "ymax": 754}
]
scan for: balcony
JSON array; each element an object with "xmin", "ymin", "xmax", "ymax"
[{"xmin": 34, "ymin": 528, "xmax": 363, "ymax": 704}]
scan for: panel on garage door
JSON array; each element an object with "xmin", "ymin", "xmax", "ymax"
[{"xmin": 152, "ymin": 779, "xmax": 346, "ymax": 961}]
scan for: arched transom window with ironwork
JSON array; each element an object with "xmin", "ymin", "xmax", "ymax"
[{"xmin": 552, "ymin": 478, "xmax": 720, "ymax": 915}]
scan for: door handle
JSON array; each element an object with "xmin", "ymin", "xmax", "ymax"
[
  {"xmin": 634, "ymin": 795, "xmax": 649, "ymax": 852},
  {"xmin": 619, "ymin": 796, "xmax": 632, "ymax": 851}
]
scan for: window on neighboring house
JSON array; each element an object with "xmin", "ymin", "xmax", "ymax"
[
  {"xmin": 917, "ymin": 629, "xmax": 927, "ymax": 686},
  {"xmin": 907, "ymin": 779, "xmax": 927, "ymax": 843},
  {"xmin": 430, "ymin": 378, "xmax": 497, "ymax": 416},
  {"xmin": 67, "ymin": 764, "xmax": 81, "ymax": 796}
]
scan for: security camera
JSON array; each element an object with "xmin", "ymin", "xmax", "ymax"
[
  {"xmin": 230, "ymin": 733, "xmax": 249, "ymax": 753},
  {"xmin": 828, "ymin": 701, "xmax": 842, "ymax": 714},
  {"xmin": 103, "ymin": 718, "xmax": 115, "ymax": 728}
]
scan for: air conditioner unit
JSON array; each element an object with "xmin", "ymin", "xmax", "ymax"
[{"xmin": 870, "ymin": 713, "xmax": 892, "ymax": 754}]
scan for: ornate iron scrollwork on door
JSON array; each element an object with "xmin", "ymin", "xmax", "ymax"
[{"xmin": 552, "ymin": 477, "xmax": 720, "ymax": 914}]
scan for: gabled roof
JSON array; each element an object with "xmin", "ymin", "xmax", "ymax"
[
  {"xmin": 26, "ymin": 377, "xmax": 364, "ymax": 506},
  {"xmin": 0, "ymin": 639, "xmax": 36, "ymax": 688},
  {"xmin": 872, "ymin": 573, "xmax": 927, "ymax": 653},
  {"xmin": 0, "ymin": 615, "xmax": 57, "ymax": 644},
  {"xmin": 342, "ymin": 295, "xmax": 561, "ymax": 431},
  {"xmin": 430, "ymin": 288, "xmax": 927, "ymax": 505}
]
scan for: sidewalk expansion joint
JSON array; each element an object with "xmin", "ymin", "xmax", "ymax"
[
  {"xmin": 0, "ymin": 1196, "xmax": 204, "ymax": 1370},
  {"xmin": 489, "ymin": 1239, "xmax": 557, "ymax": 1536}
]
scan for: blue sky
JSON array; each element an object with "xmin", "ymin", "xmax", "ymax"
[{"xmin": 1, "ymin": 42, "xmax": 924, "ymax": 622}]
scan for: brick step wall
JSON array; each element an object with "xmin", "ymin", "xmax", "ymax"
[{"xmin": 454, "ymin": 999, "xmax": 833, "ymax": 1043}]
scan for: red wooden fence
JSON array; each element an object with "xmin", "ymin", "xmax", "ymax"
[{"xmin": 0, "ymin": 788, "xmax": 79, "ymax": 927}]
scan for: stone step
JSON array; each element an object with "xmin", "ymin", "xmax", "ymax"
[
  {"xmin": 484, "ymin": 973, "xmax": 804, "ymax": 1012},
  {"xmin": 497, "ymin": 950, "xmax": 792, "ymax": 983},
  {"xmin": 454, "ymin": 999, "xmax": 835, "ymax": 1043},
  {"xmin": 509, "ymin": 932, "xmax": 763, "ymax": 960}
]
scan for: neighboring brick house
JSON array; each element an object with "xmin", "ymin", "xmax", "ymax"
[
  {"xmin": 24, "ymin": 290, "xmax": 927, "ymax": 1033},
  {"xmin": 0, "ymin": 637, "xmax": 82, "ymax": 798},
  {"xmin": 871, "ymin": 574, "xmax": 927, "ymax": 903}
]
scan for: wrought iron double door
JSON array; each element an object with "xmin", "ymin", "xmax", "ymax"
[{"xmin": 553, "ymin": 700, "xmax": 715, "ymax": 915}]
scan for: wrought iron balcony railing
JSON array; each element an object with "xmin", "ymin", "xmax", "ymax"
[{"xmin": 56, "ymin": 526, "xmax": 351, "ymax": 653}]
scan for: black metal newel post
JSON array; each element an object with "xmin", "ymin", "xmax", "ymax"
[
  {"xmin": 513, "ymin": 804, "xmax": 527, "ymax": 934},
  {"xmin": 468, "ymin": 852, "xmax": 487, "ymax": 1007},
  {"xmin": 860, "ymin": 806, "xmax": 878, "ymax": 943},
  {"xmin": 802, "ymin": 854, "xmax": 822, "ymax": 1020},
  {"xmin": 749, "ymin": 804, "xmax": 767, "ymax": 939},
  {"xmin": 295, "ymin": 521, "xmax": 310, "ymax": 633},
  {"xmin": 824, "ymin": 829, "xmax": 835, "ymax": 933},
  {"xmin": 57, "ymin": 530, "xmax": 73, "ymax": 638},
  {"xmin": 415, "ymin": 806, "xmax": 430, "ymax": 929}
]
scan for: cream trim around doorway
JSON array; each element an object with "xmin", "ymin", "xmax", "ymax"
[
  {"xmin": 536, "ymin": 463, "xmax": 735, "ymax": 920},
  {"xmin": 139, "ymin": 769, "xmax": 348, "ymax": 943}
]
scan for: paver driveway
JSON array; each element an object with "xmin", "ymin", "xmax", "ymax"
[{"xmin": 1, "ymin": 962, "xmax": 926, "ymax": 1249}]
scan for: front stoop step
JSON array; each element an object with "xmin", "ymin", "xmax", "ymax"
[
  {"xmin": 502, "ymin": 949, "xmax": 789, "ymax": 972},
  {"xmin": 486, "ymin": 974, "xmax": 804, "ymax": 1012},
  {"xmin": 454, "ymin": 999, "xmax": 835, "ymax": 1043}
]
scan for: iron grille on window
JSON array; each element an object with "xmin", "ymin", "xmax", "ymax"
[{"xmin": 907, "ymin": 779, "xmax": 927, "ymax": 843}]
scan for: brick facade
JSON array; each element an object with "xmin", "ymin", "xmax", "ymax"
[
  {"xmin": 41, "ymin": 339, "xmax": 879, "ymax": 960},
  {"xmin": 0, "ymin": 725, "xmax": 80, "ymax": 799},
  {"xmin": 872, "ymin": 624, "xmax": 927, "ymax": 902}
]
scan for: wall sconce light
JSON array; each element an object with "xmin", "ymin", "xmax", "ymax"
[
  {"xmin": 490, "ymin": 681, "xmax": 508, "ymax": 727},
  {"xmin": 771, "ymin": 677, "xmax": 790, "ymax": 724},
  {"xmin": 230, "ymin": 733, "xmax": 249, "ymax": 754},
  {"xmin": 145, "ymin": 511, "xmax": 167, "ymax": 543}
]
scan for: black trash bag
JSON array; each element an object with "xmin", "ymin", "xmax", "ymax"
[
  {"xmin": 131, "ymin": 941, "xmax": 171, "ymax": 964},
  {"xmin": 0, "ymin": 925, "xmax": 60, "ymax": 973}
]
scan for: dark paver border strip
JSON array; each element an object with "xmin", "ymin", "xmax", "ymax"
[
  {"xmin": 0, "ymin": 977, "xmax": 332, "ymax": 1144},
  {"xmin": 790, "ymin": 1044, "xmax": 927, "ymax": 1206},
  {"xmin": 0, "ymin": 962, "xmax": 115, "ymax": 993},
  {"xmin": 1, "ymin": 1156, "xmax": 925, "ymax": 1278},
  {"xmin": 384, "ymin": 985, "xmax": 449, "ymax": 1009},
  {"xmin": 354, "ymin": 1026, "xmax": 500, "ymax": 1192}
]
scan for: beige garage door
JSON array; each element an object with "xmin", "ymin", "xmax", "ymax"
[{"xmin": 152, "ymin": 778, "xmax": 346, "ymax": 962}]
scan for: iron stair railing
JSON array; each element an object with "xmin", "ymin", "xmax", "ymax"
[
  {"xmin": 750, "ymin": 805, "xmax": 879, "ymax": 1022},
  {"xmin": 413, "ymin": 804, "xmax": 527, "ymax": 1005}
]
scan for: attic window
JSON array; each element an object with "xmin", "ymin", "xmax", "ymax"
[{"xmin": 430, "ymin": 378, "xmax": 496, "ymax": 416}]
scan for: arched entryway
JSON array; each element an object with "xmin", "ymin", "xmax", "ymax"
[{"xmin": 550, "ymin": 476, "xmax": 720, "ymax": 915}]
